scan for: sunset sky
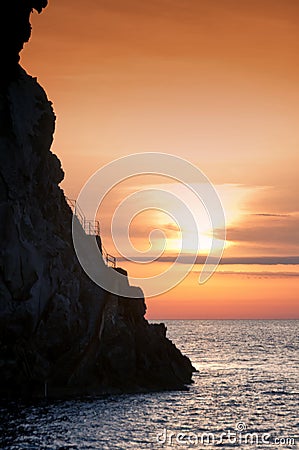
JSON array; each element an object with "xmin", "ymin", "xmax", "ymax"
[{"xmin": 22, "ymin": 0, "xmax": 299, "ymax": 319}]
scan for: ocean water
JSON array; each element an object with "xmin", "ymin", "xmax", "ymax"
[{"xmin": 0, "ymin": 320, "xmax": 298, "ymax": 449}]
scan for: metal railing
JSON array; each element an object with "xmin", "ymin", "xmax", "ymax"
[
  {"xmin": 66, "ymin": 198, "xmax": 85, "ymax": 229},
  {"xmin": 102, "ymin": 247, "xmax": 117, "ymax": 269},
  {"xmin": 84, "ymin": 220, "xmax": 100, "ymax": 236},
  {"xmin": 66, "ymin": 197, "xmax": 117, "ymax": 268},
  {"xmin": 104, "ymin": 252, "xmax": 117, "ymax": 268}
]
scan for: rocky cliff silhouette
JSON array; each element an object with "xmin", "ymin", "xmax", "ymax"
[{"xmin": 0, "ymin": 2, "xmax": 195, "ymax": 397}]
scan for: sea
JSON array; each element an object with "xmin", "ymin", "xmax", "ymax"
[{"xmin": 0, "ymin": 320, "xmax": 298, "ymax": 449}]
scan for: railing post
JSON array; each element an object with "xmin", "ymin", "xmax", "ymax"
[{"xmin": 65, "ymin": 196, "xmax": 117, "ymax": 266}]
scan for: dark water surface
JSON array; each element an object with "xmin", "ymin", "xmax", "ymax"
[{"xmin": 0, "ymin": 320, "xmax": 298, "ymax": 449}]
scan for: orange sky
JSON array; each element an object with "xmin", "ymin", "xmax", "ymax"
[{"xmin": 22, "ymin": 0, "xmax": 299, "ymax": 318}]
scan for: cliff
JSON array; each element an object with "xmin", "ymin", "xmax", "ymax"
[{"xmin": 0, "ymin": 2, "xmax": 195, "ymax": 397}]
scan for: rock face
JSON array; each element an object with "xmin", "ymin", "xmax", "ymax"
[
  {"xmin": 1, "ymin": 1, "xmax": 48, "ymax": 81},
  {"xmin": 0, "ymin": 2, "xmax": 195, "ymax": 397}
]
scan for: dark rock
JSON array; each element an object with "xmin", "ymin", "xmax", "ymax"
[
  {"xmin": 0, "ymin": 2, "xmax": 196, "ymax": 398},
  {"xmin": 0, "ymin": 1, "xmax": 48, "ymax": 81}
]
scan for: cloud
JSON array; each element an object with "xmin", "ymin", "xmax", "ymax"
[
  {"xmin": 251, "ymin": 213, "xmax": 289, "ymax": 217},
  {"xmin": 162, "ymin": 222, "xmax": 180, "ymax": 232},
  {"xmin": 118, "ymin": 255, "xmax": 299, "ymax": 265},
  {"xmin": 220, "ymin": 213, "xmax": 299, "ymax": 248},
  {"xmin": 217, "ymin": 256, "xmax": 299, "ymax": 265},
  {"xmin": 215, "ymin": 270, "xmax": 299, "ymax": 278}
]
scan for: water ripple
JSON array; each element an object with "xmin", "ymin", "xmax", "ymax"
[{"xmin": 0, "ymin": 320, "xmax": 298, "ymax": 449}]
